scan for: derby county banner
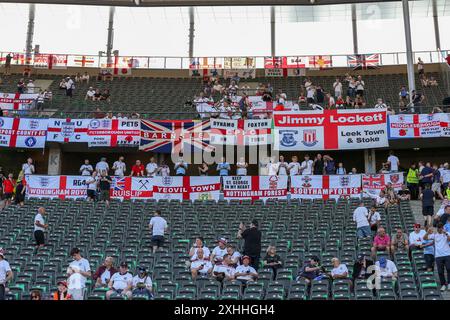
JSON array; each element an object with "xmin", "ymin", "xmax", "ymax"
[
  {"xmin": 47, "ymin": 118, "xmax": 90, "ymax": 143},
  {"xmin": 26, "ymin": 175, "xmax": 89, "ymax": 199},
  {"xmin": 362, "ymin": 173, "xmax": 404, "ymax": 198},
  {"xmin": 273, "ymin": 109, "xmax": 388, "ymax": 151},
  {"xmin": 210, "ymin": 118, "xmax": 271, "ymax": 145},
  {"xmin": 87, "ymin": 119, "xmax": 140, "ymax": 147},
  {"xmin": 0, "ymin": 117, "xmax": 48, "ymax": 148},
  {"xmin": 222, "ymin": 176, "xmax": 288, "ymax": 201},
  {"xmin": 388, "ymin": 113, "xmax": 443, "ymax": 139},
  {"xmin": 151, "ymin": 176, "xmax": 221, "ymax": 201},
  {"xmin": 290, "ymin": 175, "xmax": 362, "ymax": 200}
]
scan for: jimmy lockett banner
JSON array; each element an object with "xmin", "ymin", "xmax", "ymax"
[
  {"xmin": 290, "ymin": 175, "xmax": 362, "ymax": 200},
  {"xmin": 222, "ymin": 176, "xmax": 288, "ymax": 201},
  {"xmin": 362, "ymin": 173, "xmax": 404, "ymax": 198},
  {"xmin": 273, "ymin": 109, "xmax": 388, "ymax": 151}
]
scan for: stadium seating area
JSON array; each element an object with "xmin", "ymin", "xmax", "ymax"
[
  {"xmin": 0, "ymin": 71, "xmax": 447, "ymax": 119},
  {"xmin": 0, "ymin": 197, "xmax": 443, "ymax": 300}
]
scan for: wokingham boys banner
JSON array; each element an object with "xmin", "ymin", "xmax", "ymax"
[
  {"xmin": 0, "ymin": 93, "xmax": 38, "ymax": 111},
  {"xmin": 273, "ymin": 109, "xmax": 388, "ymax": 151},
  {"xmin": 0, "ymin": 117, "xmax": 47, "ymax": 148},
  {"xmin": 210, "ymin": 118, "xmax": 272, "ymax": 145},
  {"xmin": 290, "ymin": 175, "xmax": 362, "ymax": 200},
  {"xmin": 362, "ymin": 173, "xmax": 404, "ymax": 198},
  {"xmin": 26, "ymin": 175, "xmax": 89, "ymax": 199},
  {"xmin": 388, "ymin": 113, "xmax": 444, "ymax": 138},
  {"xmin": 222, "ymin": 176, "xmax": 288, "ymax": 201},
  {"xmin": 87, "ymin": 119, "xmax": 140, "ymax": 147}
]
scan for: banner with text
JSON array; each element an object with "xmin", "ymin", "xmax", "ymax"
[
  {"xmin": 0, "ymin": 93, "xmax": 38, "ymax": 111},
  {"xmin": 151, "ymin": 176, "xmax": 221, "ymax": 201},
  {"xmin": 0, "ymin": 117, "xmax": 47, "ymax": 148},
  {"xmin": 87, "ymin": 119, "xmax": 140, "ymax": 147},
  {"xmin": 46, "ymin": 118, "xmax": 90, "ymax": 143},
  {"xmin": 210, "ymin": 118, "xmax": 271, "ymax": 145},
  {"xmin": 388, "ymin": 113, "xmax": 443, "ymax": 139},
  {"xmin": 222, "ymin": 176, "xmax": 288, "ymax": 201},
  {"xmin": 26, "ymin": 175, "xmax": 89, "ymax": 199},
  {"xmin": 290, "ymin": 175, "xmax": 362, "ymax": 200}
]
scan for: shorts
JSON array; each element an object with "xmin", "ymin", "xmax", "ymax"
[
  {"xmin": 424, "ymin": 254, "xmax": 435, "ymax": 269},
  {"xmin": 100, "ymin": 189, "xmax": 110, "ymax": 201},
  {"xmin": 36, "ymin": 102, "xmax": 44, "ymax": 111},
  {"xmin": 357, "ymin": 226, "xmax": 371, "ymax": 238},
  {"xmin": 68, "ymin": 288, "xmax": 85, "ymax": 300},
  {"xmin": 87, "ymin": 189, "xmax": 96, "ymax": 200},
  {"xmin": 422, "ymin": 206, "xmax": 434, "ymax": 216},
  {"xmin": 3, "ymin": 193, "xmax": 13, "ymax": 200},
  {"xmin": 432, "ymin": 183, "xmax": 441, "ymax": 192},
  {"xmin": 151, "ymin": 235, "xmax": 164, "ymax": 247},
  {"xmin": 34, "ymin": 230, "xmax": 45, "ymax": 246}
]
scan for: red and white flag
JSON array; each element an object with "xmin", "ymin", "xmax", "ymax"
[
  {"xmin": 110, "ymin": 177, "xmax": 154, "ymax": 200},
  {"xmin": 290, "ymin": 175, "xmax": 362, "ymax": 200},
  {"xmin": 308, "ymin": 55, "xmax": 332, "ymax": 70},
  {"xmin": 87, "ymin": 119, "xmax": 140, "ymax": 147},
  {"xmin": 0, "ymin": 93, "xmax": 38, "ymax": 111},
  {"xmin": 210, "ymin": 118, "xmax": 271, "ymax": 145},
  {"xmin": 388, "ymin": 113, "xmax": 442, "ymax": 138},
  {"xmin": 152, "ymin": 176, "xmax": 221, "ymax": 201},
  {"xmin": 73, "ymin": 55, "xmax": 96, "ymax": 67},
  {"xmin": 46, "ymin": 118, "xmax": 90, "ymax": 143},
  {"xmin": 440, "ymin": 113, "xmax": 450, "ymax": 137},
  {"xmin": 362, "ymin": 173, "xmax": 404, "ymax": 198},
  {"xmin": 34, "ymin": 54, "xmax": 67, "ymax": 69},
  {"xmin": 222, "ymin": 176, "xmax": 288, "ymax": 201},
  {"xmin": 0, "ymin": 117, "xmax": 47, "ymax": 148},
  {"xmin": 274, "ymin": 109, "xmax": 388, "ymax": 151}
]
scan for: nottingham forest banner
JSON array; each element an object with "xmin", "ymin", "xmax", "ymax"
[
  {"xmin": 273, "ymin": 109, "xmax": 389, "ymax": 151},
  {"xmin": 222, "ymin": 176, "xmax": 288, "ymax": 201}
]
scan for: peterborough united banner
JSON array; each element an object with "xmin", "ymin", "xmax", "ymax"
[
  {"xmin": 87, "ymin": 119, "xmax": 140, "ymax": 147},
  {"xmin": 0, "ymin": 117, "xmax": 47, "ymax": 148},
  {"xmin": 362, "ymin": 173, "xmax": 404, "ymax": 198},
  {"xmin": 290, "ymin": 175, "xmax": 362, "ymax": 200},
  {"xmin": 388, "ymin": 113, "xmax": 443, "ymax": 139},
  {"xmin": 210, "ymin": 118, "xmax": 271, "ymax": 145},
  {"xmin": 47, "ymin": 118, "xmax": 90, "ymax": 143},
  {"xmin": 273, "ymin": 109, "xmax": 388, "ymax": 151},
  {"xmin": 26, "ymin": 175, "xmax": 90, "ymax": 199},
  {"xmin": 222, "ymin": 176, "xmax": 288, "ymax": 201},
  {"xmin": 0, "ymin": 93, "xmax": 38, "ymax": 111}
]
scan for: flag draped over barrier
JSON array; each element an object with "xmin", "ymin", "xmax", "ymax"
[
  {"xmin": 290, "ymin": 175, "xmax": 362, "ymax": 200},
  {"xmin": 0, "ymin": 93, "xmax": 38, "ymax": 111},
  {"xmin": 388, "ymin": 113, "xmax": 448, "ymax": 138},
  {"xmin": 0, "ymin": 117, "xmax": 47, "ymax": 148}
]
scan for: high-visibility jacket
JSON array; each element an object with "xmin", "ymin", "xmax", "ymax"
[{"xmin": 407, "ymin": 168, "xmax": 419, "ymax": 184}]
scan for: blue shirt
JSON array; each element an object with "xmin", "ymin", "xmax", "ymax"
[
  {"xmin": 444, "ymin": 223, "xmax": 450, "ymax": 245},
  {"xmin": 433, "ymin": 170, "xmax": 441, "ymax": 184},
  {"xmin": 217, "ymin": 162, "xmax": 230, "ymax": 176},
  {"xmin": 421, "ymin": 167, "xmax": 434, "ymax": 184},
  {"xmin": 423, "ymin": 239, "xmax": 434, "ymax": 255},
  {"xmin": 175, "ymin": 162, "xmax": 187, "ymax": 175}
]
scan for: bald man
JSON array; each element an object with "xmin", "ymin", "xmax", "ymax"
[{"xmin": 34, "ymin": 207, "xmax": 48, "ymax": 250}]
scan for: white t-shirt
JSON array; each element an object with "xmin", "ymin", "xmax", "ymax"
[
  {"xmin": 191, "ymin": 260, "xmax": 213, "ymax": 275},
  {"xmin": 132, "ymin": 275, "xmax": 153, "ymax": 289},
  {"xmin": 34, "ymin": 213, "xmax": 45, "ymax": 232},
  {"xmin": 387, "ymin": 155, "xmax": 400, "ymax": 171},
  {"xmin": 356, "ymin": 80, "xmax": 365, "ymax": 91},
  {"xmin": 229, "ymin": 251, "xmax": 242, "ymax": 266},
  {"xmin": 277, "ymin": 162, "xmax": 288, "ymax": 176},
  {"xmin": 235, "ymin": 265, "xmax": 257, "ymax": 281},
  {"xmin": 213, "ymin": 265, "xmax": 235, "ymax": 278},
  {"xmin": 331, "ymin": 264, "xmax": 348, "ymax": 277},
  {"xmin": 80, "ymin": 164, "xmax": 93, "ymax": 176},
  {"xmin": 87, "ymin": 176, "xmax": 98, "ymax": 190},
  {"xmin": 212, "ymin": 246, "xmax": 227, "ymax": 260},
  {"xmin": 333, "ymin": 82, "xmax": 342, "ymax": 93},
  {"xmin": 113, "ymin": 161, "xmax": 126, "ymax": 177},
  {"xmin": 69, "ymin": 258, "xmax": 91, "ymax": 288},
  {"xmin": 267, "ymin": 163, "xmax": 280, "ymax": 176},
  {"xmin": 100, "ymin": 269, "xmax": 111, "ymax": 285},
  {"xmin": 110, "ymin": 272, "xmax": 133, "ymax": 290},
  {"xmin": 353, "ymin": 207, "xmax": 370, "ymax": 228},
  {"xmin": 441, "ymin": 170, "xmax": 450, "ymax": 183},
  {"xmin": 68, "ymin": 272, "xmax": 83, "ymax": 290},
  {"xmin": 428, "ymin": 233, "xmax": 450, "ymax": 258},
  {"xmin": 369, "ymin": 211, "xmax": 381, "ymax": 225},
  {"xmin": 301, "ymin": 160, "xmax": 314, "ymax": 175},
  {"xmin": 149, "ymin": 216, "xmax": 168, "ymax": 236},
  {"xmin": 146, "ymin": 163, "xmax": 158, "ymax": 177},
  {"xmin": 159, "ymin": 166, "xmax": 170, "ymax": 177},
  {"xmin": 409, "ymin": 230, "xmax": 426, "ymax": 246},
  {"xmin": 191, "ymin": 247, "xmax": 211, "ymax": 261},
  {"xmin": 375, "ymin": 260, "xmax": 398, "ymax": 277},
  {"xmin": 288, "ymin": 162, "xmax": 301, "ymax": 176},
  {"xmin": 95, "ymin": 161, "xmax": 109, "ymax": 174},
  {"xmin": 0, "ymin": 260, "xmax": 12, "ymax": 283},
  {"xmin": 376, "ymin": 196, "xmax": 387, "ymax": 206},
  {"xmin": 236, "ymin": 162, "xmax": 247, "ymax": 176},
  {"xmin": 86, "ymin": 89, "xmax": 95, "ymax": 98},
  {"xmin": 22, "ymin": 163, "xmax": 35, "ymax": 175}
]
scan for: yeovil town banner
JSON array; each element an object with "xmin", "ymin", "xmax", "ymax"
[
  {"xmin": 290, "ymin": 175, "xmax": 362, "ymax": 200},
  {"xmin": 0, "ymin": 117, "xmax": 48, "ymax": 148},
  {"xmin": 222, "ymin": 176, "xmax": 288, "ymax": 201},
  {"xmin": 0, "ymin": 93, "xmax": 38, "ymax": 111},
  {"xmin": 362, "ymin": 173, "xmax": 404, "ymax": 198},
  {"xmin": 273, "ymin": 109, "xmax": 388, "ymax": 151},
  {"xmin": 388, "ymin": 113, "xmax": 448, "ymax": 138}
]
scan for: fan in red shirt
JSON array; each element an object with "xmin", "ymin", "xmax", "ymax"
[
  {"xmin": 2, "ymin": 173, "xmax": 16, "ymax": 206},
  {"xmin": 131, "ymin": 160, "xmax": 145, "ymax": 177},
  {"xmin": 446, "ymin": 54, "xmax": 450, "ymax": 66}
]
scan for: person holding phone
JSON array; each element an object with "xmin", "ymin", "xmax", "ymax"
[{"xmin": 190, "ymin": 248, "xmax": 212, "ymax": 280}]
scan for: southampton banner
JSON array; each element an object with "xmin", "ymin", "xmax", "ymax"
[{"xmin": 290, "ymin": 175, "xmax": 362, "ymax": 200}]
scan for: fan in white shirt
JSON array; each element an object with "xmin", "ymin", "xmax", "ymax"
[
  {"xmin": 226, "ymin": 245, "xmax": 241, "ymax": 267},
  {"xmin": 106, "ymin": 263, "xmax": 133, "ymax": 300},
  {"xmin": 330, "ymin": 258, "xmax": 348, "ymax": 279},
  {"xmin": 277, "ymin": 156, "xmax": 289, "ymax": 176},
  {"xmin": 22, "ymin": 158, "xmax": 35, "ymax": 175},
  {"xmin": 300, "ymin": 155, "xmax": 314, "ymax": 175},
  {"xmin": 189, "ymin": 237, "xmax": 211, "ymax": 261},
  {"xmin": 146, "ymin": 158, "xmax": 159, "ymax": 177},
  {"xmin": 236, "ymin": 158, "xmax": 248, "ymax": 176},
  {"xmin": 190, "ymin": 248, "xmax": 213, "ymax": 279},
  {"xmin": 386, "ymin": 151, "xmax": 400, "ymax": 172},
  {"xmin": 112, "ymin": 157, "xmax": 126, "ymax": 177},
  {"xmin": 234, "ymin": 256, "xmax": 258, "ymax": 283},
  {"xmin": 409, "ymin": 224, "xmax": 426, "ymax": 249},
  {"xmin": 288, "ymin": 156, "xmax": 301, "ymax": 176},
  {"xmin": 211, "ymin": 238, "xmax": 228, "ymax": 264},
  {"xmin": 375, "ymin": 258, "xmax": 398, "ymax": 279},
  {"xmin": 95, "ymin": 158, "xmax": 109, "ymax": 175},
  {"xmin": 79, "ymin": 160, "xmax": 93, "ymax": 176},
  {"xmin": 266, "ymin": 158, "xmax": 280, "ymax": 176}
]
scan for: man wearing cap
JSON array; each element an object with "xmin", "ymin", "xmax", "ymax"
[
  {"xmin": 106, "ymin": 262, "xmax": 133, "ymax": 299},
  {"xmin": 0, "ymin": 248, "xmax": 13, "ymax": 300},
  {"xmin": 352, "ymin": 254, "xmax": 373, "ymax": 281},
  {"xmin": 191, "ymin": 248, "xmax": 213, "ymax": 280},
  {"xmin": 132, "ymin": 266, "xmax": 153, "ymax": 299},
  {"xmin": 424, "ymin": 223, "xmax": 450, "ymax": 291},
  {"xmin": 34, "ymin": 207, "xmax": 48, "ymax": 251},
  {"xmin": 95, "ymin": 157, "xmax": 109, "ymax": 176},
  {"xmin": 353, "ymin": 202, "xmax": 371, "ymax": 239},
  {"xmin": 68, "ymin": 248, "xmax": 91, "ymax": 300},
  {"xmin": 149, "ymin": 210, "xmax": 168, "ymax": 253},
  {"xmin": 235, "ymin": 256, "xmax": 258, "ymax": 284},
  {"xmin": 371, "ymin": 227, "xmax": 391, "ymax": 259},
  {"xmin": 237, "ymin": 220, "xmax": 262, "ymax": 270},
  {"xmin": 211, "ymin": 238, "xmax": 228, "ymax": 265},
  {"xmin": 53, "ymin": 281, "xmax": 72, "ymax": 300},
  {"xmin": 375, "ymin": 257, "xmax": 398, "ymax": 280}
]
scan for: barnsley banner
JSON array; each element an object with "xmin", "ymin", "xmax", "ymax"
[
  {"xmin": 222, "ymin": 176, "xmax": 288, "ymax": 201},
  {"xmin": 152, "ymin": 176, "xmax": 221, "ymax": 201},
  {"xmin": 26, "ymin": 175, "xmax": 89, "ymax": 199},
  {"xmin": 273, "ymin": 109, "xmax": 388, "ymax": 151},
  {"xmin": 210, "ymin": 118, "xmax": 272, "ymax": 145},
  {"xmin": 0, "ymin": 117, "xmax": 48, "ymax": 148},
  {"xmin": 362, "ymin": 173, "xmax": 404, "ymax": 198},
  {"xmin": 33, "ymin": 54, "xmax": 68, "ymax": 69},
  {"xmin": 0, "ymin": 93, "xmax": 38, "ymax": 111},
  {"xmin": 87, "ymin": 119, "xmax": 140, "ymax": 147},
  {"xmin": 290, "ymin": 175, "xmax": 362, "ymax": 200},
  {"xmin": 388, "ymin": 113, "xmax": 442, "ymax": 139},
  {"xmin": 46, "ymin": 118, "xmax": 90, "ymax": 143}
]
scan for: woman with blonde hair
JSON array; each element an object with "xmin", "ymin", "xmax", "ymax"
[{"xmin": 263, "ymin": 245, "xmax": 282, "ymax": 280}]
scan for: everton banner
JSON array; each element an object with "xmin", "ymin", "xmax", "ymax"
[
  {"xmin": 388, "ymin": 113, "xmax": 443, "ymax": 139},
  {"xmin": 210, "ymin": 118, "xmax": 271, "ymax": 145},
  {"xmin": 47, "ymin": 118, "xmax": 90, "ymax": 143},
  {"xmin": 0, "ymin": 117, "xmax": 47, "ymax": 148},
  {"xmin": 290, "ymin": 175, "xmax": 362, "ymax": 200},
  {"xmin": 87, "ymin": 119, "xmax": 140, "ymax": 147},
  {"xmin": 0, "ymin": 93, "xmax": 38, "ymax": 111},
  {"xmin": 273, "ymin": 109, "xmax": 388, "ymax": 151},
  {"xmin": 362, "ymin": 173, "xmax": 404, "ymax": 198},
  {"xmin": 222, "ymin": 176, "xmax": 288, "ymax": 201}
]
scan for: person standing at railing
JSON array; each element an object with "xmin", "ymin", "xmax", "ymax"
[
  {"xmin": 65, "ymin": 76, "xmax": 75, "ymax": 98},
  {"xmin": 17, "ymin": 78, "xmax": 25, "ymax": 94},
  {"xmin": 417, "ymin": 57, "xmax": 425, "ymax": 76},
  {"xmin": 333, "ymin": 78, "xmax": 342, "ymax": 99},
  {"xmin": 4, "ymin": 53, "xmax": 12, "ymax": 76}
]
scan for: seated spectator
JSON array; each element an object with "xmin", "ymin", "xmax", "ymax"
[
  {"xmin": 376, "ymin": 191, "xmax": 387, "ymax": 207},
  {"xmin": 93, "ymin": 89, "xmax": 102, "ymax": 101},
  {"xmin": 390, "ymin": 228, "xmax": 409, "ymax": 255},
  {"xmin": 226, "ymin": 245, "xmax": 241, "ymax": 268},
  {"xmin": 375, "ymin": 257, "xmax": 398, "ymax": 281},
  {"xmin": 100, "ymin": 89, "xmax": 111, "ymax": 102},
  {"xmin": 335, "ymin": 96, "xmax": 345, "ymax": 109},
  {"xmin": 106, "ymin": 262, "xmax": 133, "ymax": 300},
  {"xmin": 298, "ymin": 92, "xmax": 307, "ymax": 104},
  {"xmin": 384, "ymin": 184, "xmax": 399, "ymax": 207},
  {"xmin": 211, "ymin": 238, "xmax": 228, "ymax": 264},
  {"xmin": 409, "ymin": 223, "xmax": 427, "ymax": 253},
  {"xmin": 191, "ymin": 248, "xmax": 213, "ymax": 280},
  {"xmin": 212, "ymin": 255, "xmax": 236, "ymax": 282},
  {"xmin": 371, "ymin": 227, "xmax": 391, "ymax": 259},
  {"xmin": 131, "ymin": 266, "xmax": 153, "ymax": 299},
  {"xmin": 330, "ymin": 258, "xmax": 349, "ymax": 280},
  {"xmin": 131, "ymin": 160, "xmax": 145, "ymax": 177},
  {"xmin": 189, "ymin": 237, "xmax": 211, "ymax": 261},
  {"xmin": 217, "ymin": 157, "xmax": 231, "ymax": 176},
  {"xmin": 53, "ymin": 281, "xmax": 72, "ymax": 300},
  {"xmin": 175, "ymin": 158, "xmax": 188, "ymax": 176},
  {"xmin": 354, "ymin": 95, "xmax": 366, "ymax": 108},
  {"xmin": 234, "ymin": 256, "xmax": 258, "ymax": 284},
  {"xmin": 368, "ymin": 206, "xmax": 381, "ymax": 234},
  {"xmin": 263, "ymin": 245, "xmax": 282, "ymax": 279},
  {"xmin": 398, "ymin": 184, "xmax": 411, "ymax": 201},
  {"xmin": 296, "ymin": 256, "xmax": 326, "ymax": 284},
  {"xmin": 93, "ymin": 257, "xmax": 117, "ymax": 288},
  {"xmin": 352, "ymin": 254, "xmax": 374, "ymax": 280},
  {"xmin": 374, "ymin": 98, "xmax": 387, "ymax": 109}
]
